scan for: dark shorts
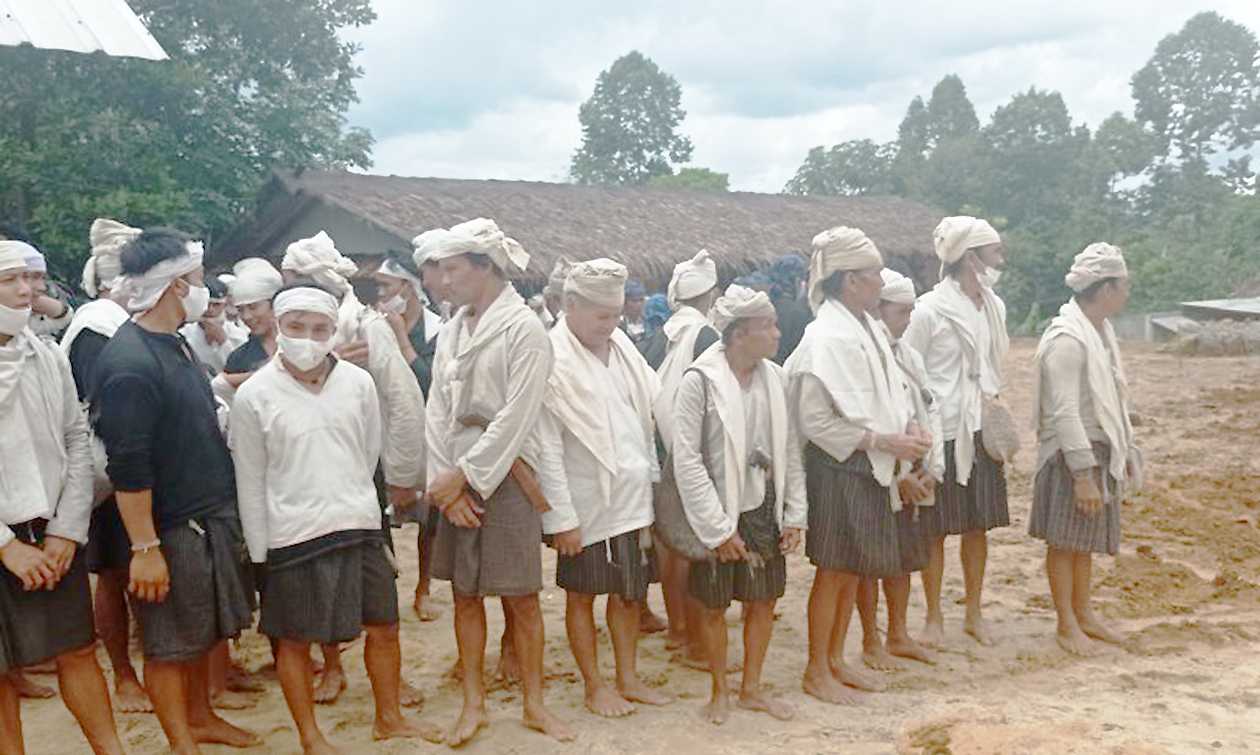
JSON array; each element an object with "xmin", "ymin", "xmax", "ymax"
[
  {"xmin": 688, "ymin": 492, "xmax": 787, "ymax": 610},
  {"xmin": 260, "ymin": 532, "xmax": 399, "ymax": 644},
  {"xmin": 556, "ymin": 529, "xmax": 653, "ymax": 601},
  {"xmin": 131, "ymin": 514, "xmax": 255, "ymax": 663},
  {"xmin": 431, "ymin": 476, "xmax": 543, "ymax": 597},
  {"xmin": 0, "ymin": 521, "xmax": 95, "ymax": 674},
  {"xmin": 1029, "ymin": 443, "xmax": 1121, "ymax": 555},
  {"xmin": 919, "ymin": 433, "xmax": 1010, "ymax": 537},
  {"xmin": 86, "ymin": 498, "xmax": 130, "ymax": 574}
]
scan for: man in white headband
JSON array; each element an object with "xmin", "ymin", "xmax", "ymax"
[
  {"xmin": 2, "ymin": 239, "xmax": 75, "ymax": 338},
  {"xmin": 0, "ymin": 243, "xmax": 127, "ymax": 755},
  {"xmin": 786, "ymin": 226, "xmax": 931, "ymax": 705},
  {"xmin": 1031, "ymin": 243, "xmax": 1137, "ymax": 657},
  {"xmin": 90, "ymin": 228, "xmax": 258, "ymax": 752},
  {"xmin": 231, "ymin": 283, "xmax": 441, "ymax": 751},
  {"xmin": 852, "ymin": 268, "xmax": 943, "ymax": 673},
  {"xmin": 411, "ymin": 233, "xmax": 454, "ymax": 323},
  {"xmin": 903, "ymin": 214, "xmax": 1011, "ymax": 649},
  {"xmin": 421, "ymin": 217, "xmax": 575, "ymax": 745},
  {"xmin": 673, "ymin": 284, "xmax": 806, "ymax": 725},
  {"xmin": 542, "ymin": 258, "xmax": 670, "ymax": 719},
  {"xmin": 179, "ymin": 276, "xmax": 247, "ymax": 376},
  {"xmin": 218, "ymin": 258, "xmax": 285, "ymax": 387}
]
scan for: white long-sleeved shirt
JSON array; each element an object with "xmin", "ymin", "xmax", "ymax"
[
  {"xmin": 0, "ymin": 329, "xmax": 93, "ymax": 547},
  {"xmin": 230, "ymin": 358, "xmax": 383, "ymax": 563},
  {"xmin": 180, "ymin": 320, "xmax": 248, "ymax": 375}
]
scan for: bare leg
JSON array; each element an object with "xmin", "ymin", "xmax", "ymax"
[
  {"xmin": 504, "ymin": 594, "xmax": 574, "ymax": 742},
  {"xmin": 276, "ymin": 640, "xmax": 339, "ymax": 754},
  {"xmin": 209, "ymin": 641, "xmax": 253, "ymax": 710},
  {"xmin": 1072, "ymin": 553, "xmax": 1126, "ymax": 645},
  {"xmin": 364, "ymin": 624, "xmax": 442, "ymax": 742},
  {"xmin": 186, "ymin": 652, "xmax": 258, "ymax": 748},
  {"xmin": 884, "ymin": 576, "xmax": 934, "ymax": 664},
  {"xmin": 445, "ymin": 594, "xmax": 489, "ymax": 747},
  {"xmin": 54, "ymin": 644, "xmax": 124, "ymax": 755},
  {"xmin": 610, "ymin": 596, "xmax": 669, "ymax": 706},
  {"xmin": 9, "ymin": 672, "xmax": 52, "ymax": 700},
  {"xmin": 494, "ymin": 598, "xmax": 520, "ymax": 684},
  {"xmin": 95, "ymin": 569, "xmax": 150, "ymax": 713},
  {"xmin": 144, "ymin": 660, "xmax": 200, "ymax": 754},
  {"xmin": 564, "ymin": 591, "xmax": 632, "ymax": 718},
  {"xmin": 961, "ymin": 532, "xmax": 994, "ymax": 646},
  {"xmin": 828, "ymin": 573, "xmax": 884, "ymax": 692},
  {"xmin": 659, "ymin": 546, "xmax": 689, "ymax": 650},
  {"xmin": 698, "ymin": 605, "xmax": 730, "ymax": 724},
  {"xmin": 638, "ymin": 593, "xmax": 668, "ymax": 634},
  {"xmin": 412, "ymin": 529, "xmax": 440, "ymax": 622},
  {"xmin": 1047, "ymin": 548, "xmax": 1101, "ymax": 656},
  {"xmin": 858, "ymin": 578, "xmax": 900, "ymax": 670},
  {"xmin": 0, "ymin": 675, "xmax": 23, "ymax": 755},
  {"xmin": 802, "ymin": 568, "xmax": 860, "ymax": 705},
  {"xmin": 313, "ymin": 644, "xmax": 346, "ymax": 704},
  {"xmin": 737, "ymin": 600, "xmax": 793, "ymax": 721},
  {"xmin": 920, "ymin": 537, "xmax": 946, "ymax": 648}
]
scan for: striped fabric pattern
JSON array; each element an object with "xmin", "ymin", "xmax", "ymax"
[
  {"xmin": 687, "ymin": 491, "xmax": 787, "ymax": 610},
  {"xmin": 431, "ymin": 476, "xmax": 543, "ymax": 597},
  {"xmin": 804, "ymin": 445, "xmax": 911, "ymax": 578},
  {"xmin": 920, "ymin": 433, "xmax": 1010, "ymax": 537},
  {"xmin": 1029, "ymin": 443, "xmax": 1121, "ymax": 555},
  {"xmin": 556, "ymin": 529, "xmax": 653, "ymax": 600},
  {"xmin": 261, "ymin": 540, "xmax": 400, "ymax": 644}
]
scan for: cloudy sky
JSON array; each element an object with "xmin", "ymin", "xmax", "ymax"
[{"xmin": 343, "ymin": 1, "xmax": 1260, "ymax": 193}]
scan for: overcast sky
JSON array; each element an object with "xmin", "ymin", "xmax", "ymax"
[{"xmin": 343, "ymin": 1, "xmax": 1260, "ymax": 193}]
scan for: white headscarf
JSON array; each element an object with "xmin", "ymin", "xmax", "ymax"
[
  {"xmin": 710, "ymin": 284, "xmax": 776, "ymax": 334},
  {"xmin": 21, "ymin": 245, "xmax": 46, "ymax": 273},
  {"xmin": 377, "ymin": 257, "xmax": 426, "ymax": 302},
  {"xmin": 565, "ymin": 258, "xmax": 627, "ymax": 308},
  {"xmin": 229, "ymin": 258, "xmax": 283, "ymax": 305},
  {"xmin": 83, "ymin": 218, "xmax": 140, "ymax": 298},
  {"xmin": 667, "ymin": 249, "xmax": 717, "ymax": 310},
  {"xmin": 414, "ymin": 218, "xmax": 529, "ymax": 276},
  {"xmin": 933, "ymin": 216, "xmax": 1001, "ymax": 267},
  {"xmin": 806, "ymin": 226, "xmax": 882, "ymax": 312},
  {"xmin": 282, "ymin": 231, "xmax": 357, "ymax": 294},
  {"xmin": 1066, "ymin": 243, "xmax": 1128, "ymax": 292},
  {"xmin": 0, "ymin": 241, "xmax": 30, "ymax": 272},
  {"xmin": 116, "ymin": 240, "xmax": 204, "ymax": 313},
  {"xmin": 879, "ymin": 268, "xmax": 916, "ymax": 304},
  {"xmin": 273, "ymin": 286, "xmax": 339, "ymax": 322},
  {"xmin": 545, "ymin": 257, "xmax": 574, "ymax": 298}
]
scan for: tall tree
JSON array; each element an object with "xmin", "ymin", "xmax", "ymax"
[
  {"xmin": 649, "ymin": 167, "xmax": 730, "ymax": 192},
  {"xmin": 925, "ymin": 74, "xmax": 981, "ymax": 148},
  {"xmin": 783, "ymin": 140, "xmax": 897, "ymax": 196},
  {"xmin": 571, "ymin": 51, "xmax": 694, "ymax": 185}
]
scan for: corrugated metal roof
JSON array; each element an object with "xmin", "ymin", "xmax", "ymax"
[
  {"xmin": 1181, "ymin": 297, "xmax": 1260, "ymax": 319},
  {"xmin": 0, "ymin": 0, "xmax": 167, "ymax": 61}
]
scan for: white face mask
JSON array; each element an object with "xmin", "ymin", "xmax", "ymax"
[
  {"xmin": 180, "ymin": 284, "xmax": 211, "ymax": 323},
  {"xmin": 979, "ymin": 266, "xmax": 1002, "ymax": 288},
  {"xmin": 277, "ymin": 333, "xmax": 333, "ymax": 372},
  {"xmin": 379, "ymin": 294, "xmax": 407, "ymax": 316},
  {"xmin": 0, "ymin": 302, "xmax": 31, "ymax": 336}
]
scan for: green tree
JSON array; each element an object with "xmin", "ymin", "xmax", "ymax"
[
  {"xmin": 648, "ymin": 167, "xmax": 730, "ymax": 192},
  {"xmin": 571, "ymin": 51, "xmax": 694, "ymax": 185},
  {"xmin": 783, "ymin": 140, "xmax": 897, "ymax": 196}
]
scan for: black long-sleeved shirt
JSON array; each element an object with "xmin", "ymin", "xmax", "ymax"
[
  {"xmin": 68, "ymin": 329, "xmax": 109, "ymax": 402},
  {"xmin": 91, "ymin": 321, "xmax": 236, "ymax": 532}
]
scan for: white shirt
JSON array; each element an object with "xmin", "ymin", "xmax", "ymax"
[
  {"xmin": 230, "ymin": 358, "xmax": 383, "ymax": 563},
  {"xmin": 180, "ymin": 319, "xmax": 248, "ymax": 375},
  {"xmin": 741, "ymin": 373, "xmax": 772, "ymax": 513}
]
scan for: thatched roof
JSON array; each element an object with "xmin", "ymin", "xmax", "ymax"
[{"xmin": 214, "ymin": 169, "xmax": 946, "ymax": 289}]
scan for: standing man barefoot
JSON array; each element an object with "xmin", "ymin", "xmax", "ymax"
[
  {"xmin": 418, "ymin": 220, "xmax": 574, "ymax": 747},
  {"xmin": 1031, "ymin": 244, "xmax": 1137, "ymax": 657}
]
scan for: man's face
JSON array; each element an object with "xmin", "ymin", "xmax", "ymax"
[
  {"xmin": 973, "ymin": 242, "xmax": 1007, "ymax": 271},
  {"xmin": 732, "ymin": 315, "xmax": 781, "ymax": 361},
  {"xmin": 565, "ymin": 296, "xmax": 622, "ymax": 351},
  {"xmin": 848, "ymin": 266, "xmax": 884, "ymax": 311},
  {"xmin": 372, "ymin": 273, "xmax": 407, "ymax": 302},
  {"xmin": 623, "ymin": 296, "xmax": 645, "ymax": 321},
  {"xmin": 439, "ymin": 255, "xmax": 493, "ymax": 308},
  {"xmin": 420, "ymin": 262, "xmax": 448, "ymax": 305},
  {"xmin": 878, "ymin": 301, "xmax": 915, "ymax": 339},
  {"xmin": 239, "ymin": 300, "xmax": 275, "ymax": 336},
  {"xmin": 278, "ymin": 310, "xmax": 336, "ymax": 342},
  {"xmin": 1104, "ymin": 277, "xmax": 1131, "ymax": 316},
  {"xmin": 0, "ymin": 267, "xmax": 33, "ymax": 310},
  {"xmin": 202, "ymin": 299, "xmax": 227, "ymax": 323},
  {"xmin": 22, "ymin": 270, "xmax": 47, "ymax": 296}
]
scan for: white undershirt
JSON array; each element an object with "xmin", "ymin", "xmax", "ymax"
[{"xmin": 741, "ymin": 372, "xmax": 772, "ymax": 513}]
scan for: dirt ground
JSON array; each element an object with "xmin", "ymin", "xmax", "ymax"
[{"xmin": 20, "ymin": 340, "xmax": 1260, "ymax": 754}]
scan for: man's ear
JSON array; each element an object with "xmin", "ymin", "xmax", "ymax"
[{"xmin": 170, "ymin": 277, "xmax": 190, "ymax": 298}]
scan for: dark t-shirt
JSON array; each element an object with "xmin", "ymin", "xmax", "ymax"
[
  {"xmin": 638, "ymin": 323, "xmax": 718, "ymax": 370},
  {"xmin": 91, "ymin": 321, "xmax": 236, "ymax": 532},
  {"xmin": 407, "ymin": 317, "xmax": 438, "ymax": 400},
  {"xmin": 224, "ymin": 335, "xmax": 270, "ymax": 375},
  {"xmin": 773, "ymin": 295, "xmax": 813, "ymax": 365},
  {"xmin": 68, "ymin": 329, "xmax": 109, "ymax": 402}
]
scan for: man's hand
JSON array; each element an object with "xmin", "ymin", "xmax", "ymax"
[
  {"xmin": 1073, "ymin": 473, "xmax": 1104, "ymax": 516},
  {"xmin": 42, "ymin": 536, "xmax": 77, "ymax": 578},
  {"xmin": 387, "ymin": 485, "xmax": 419, "ymax": 512},
  {"xmin": 334, "ymin": 339, "xmax": 370, "ymax": 367},
  {"xmin": 200, "ymin": 319, "xmax": 227, "ymax": 345},
  {"xmin": 779, "ymin": 527, "xmax": 802, "ymax": 554},
  {"xmin": 715, "ymin": 532, "xmax": 749, "ymax": 563},
  {"xmin": 129, "ymin": 548, "xmax": 171, "ymax": 603},
  {"xmin": 31, "ymin": 295, "xmax": 66, "ymax": 319},
  {"xmin": 429, "ymin": 468, "xmax": 468, "ymax": 511},
  {"xmin": 444, "ymin": 493, "xmax": 484, "ymax": 528},
  {"xmin": 552, "ymin": 528, "xmax": 583, "ymax": 557},
  {"xmin": 383, "ymin": 314, "xmax": 419, "ymax": 363},
  {"xmin": 875, "ymin": 433, "xmax": 933, "ymax": 462},
  {"xmin": 898, "ymin": 474, "xmax": 933, "ymax": 505},
  {"xmin": 0, "ymin": 540, "xmax": 57, "ymax": 591}
]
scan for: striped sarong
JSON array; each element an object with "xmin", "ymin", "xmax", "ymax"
[
  {"xmin": 688, "ymin": 490, "xmax": 787, "ymax": 610},
  {"xmin": 556, "ymin": 529, "xmax": 653, "ymax": 600},
  {"xmin": 0, "ymin": 520, "xmax": 95, "ymax": 674},
  {"xmin": 1029, "ymin": 443, "xmax": 1120, "ymax": 555},
  {"xmin": 920, "ymin": 432, "xmax": 1010, "ymax": 537},
  {"xmin": 804, "ymin": 445, "xmax": 910, "ymax": 578},
  {"xmin": 431, "ymin": 475, "xmax": 543, "ymax": 597}
]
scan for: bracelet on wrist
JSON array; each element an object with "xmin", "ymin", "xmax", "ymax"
[{"xmin": 131, "ymin": 538, "xmax": 161, "ymax": 554}]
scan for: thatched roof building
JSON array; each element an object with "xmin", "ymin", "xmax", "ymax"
[{"xmin": 214, "ymin": 169, "xmax": 945, "ymax": 290}]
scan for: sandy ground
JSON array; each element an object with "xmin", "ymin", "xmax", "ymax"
[{"xmin": 19, "ymin": 340, "xmax": 1260, "ymax": 754}]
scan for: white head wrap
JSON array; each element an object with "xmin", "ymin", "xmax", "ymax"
[
  {"xmin": 1066, "ymin": 243, "xmax": 1128, "ymax": 293},
  {"xmin": 0, "ymin": 241, "xmax": 33, "ymax": 273},
  {"xmin": 412, "ymin": 219, "xmax": 529, "ymax": 276},
  {"xmin": 21, "ymin": 245, "xmax": 46, "ymax": 273},
  {"xmin": 83, "ymin": 218, "xmax": 140, "ymax": 298},
  {"xmin": 806, "ymin": 226, "xmax": 883, "ymax": 312},
  {"xmin": 281, "ymin": 231, "xmax": 357, "ymax": 294},
  {"xmin": 273, "ymin": 286, "xmax": 339, "ymax": 322},
  {"xmin": 217, "ymin": 273, "xmax": 236, "ymax": 288},
  {"xmin": 879, "ymin": 268, "xmax": 916, "ymax": 304},
  {"xmin": 933, "ymin": 216, "xmax": 1001, "ymax": 266},
  {"xmin": 377, "ymin": 257, "xmax": 426, "ymax": 301},
  {"xmin": 564, "ymin": 258, "xmax": 627, "ymax": 309},
  {"xmin": 710, "ymin": 284, "xmax": 776, "ymax": 334},
  {"xmin": 229, "ymin": 257, "xmax": 283, "ymax": 305},
  {"xmin": 116, "ymin": 240, "xmax": 204, "ymax": 313},
  {"xmin": 667, "ymin": 249, "xmax": 718, "ymax": 310},
  {"xmin": 545, "ymin": 257, "xmax": 573, "ymax": 298}
]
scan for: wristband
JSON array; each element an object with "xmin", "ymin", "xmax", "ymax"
[{"xmin": 131, "ymin": 539, "xmax": 161, "ymax": 554}]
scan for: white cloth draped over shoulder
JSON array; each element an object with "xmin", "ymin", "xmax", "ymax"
[
  {"xmin": 60, "ymin": 299, "xmax": 129, "ymax": 358},
  {"xmin": 653, "ymin": 305, "xmax": 711, "ymax": 452}
]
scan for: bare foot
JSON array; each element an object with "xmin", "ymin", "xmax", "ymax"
[
  {"xmin": 24, "ymin": 661, "xmax": 55, "ymax": 674},
  {"xmin": 313, "ymin": 667, "xmax": 347, "ymax": 705},
  {"xmin": 1056, "ymin": 629, "xmax": 1103, "ymax": 657},
  {"xmin": 413, "ymin": 593, "xmax": 441, "ymax": 622},
  {"xmin": 674, "ymin": 649, "xmax": 740, "ymax": 673},
  {"xmin": 494, "ymin": 644, "xmax": 520, "ymax": 685},
  {"xmin": 191, "ymin": 714, "xmax": 260, "ymax": 748},
  {"xmin": 1078, "ymin": 616, "xmax": 1127, "ymax": 646},
  {"xmin": 665, "ymin": 630, "xmax": 688, "ymax": 651},
  {"xmin": 802, "ymin": 670, "xmax": 862, "ymax": 705},
  {"xmin": 211, "ymin": 689, "xmax": 257, "ymax": 710},
  {"xmin": 964, "ymin": 615, "xmax": 995, "ymax": 647},
  {"xmin": 920, "ymin": 617, "xmax": 946, "ymax": 649},
  {"xmin": 862, "ymin": 645, "xmax": 905, "ymax": 671},
  {"xmin": 738, "ymin": 689, "xmax": 795, "ymax": 721},
  {"xmin": 372, "ymin": 714, "xmax": 444, "ymax": 743},
  {"xmin": 114, "ymin": 676, "xmax": 153, "ymax": 713},
  {"xmin": 831, "ymin": 658, "xmax": 887, "ymax": 693},
  {"xmin": 618, "ymin": 678, "xmax": 672, "ymax": 706},
  {"xmin": 400, "ymin": 678, "xmax": 425, "ymax": 708},
  {"xmin": 523, "ymin": 703, "xmax": 575, "ymax": 743},
  {"xmin": 226, "ymin": 663, "xmax": 265, "ymax": 693},
  {"xmin": 887, "ymin": 636, "xmax": 937, "ymax": 665},
  {"xmin": 444, "ymin": 658, "xmax": 464, "ymax": 683},
  {"xmin": 702, "ymin": 694, "xmax": 730, "ymax": 725},
  {"xmin": 11, "ymin": 672, "xmax": 55, "ymax": 699},
  {"xmin": 302, "ymin": 736, "xmax": 344, "ymax": 755},
  {"xmin": 585, "ymin": 684, "xmax": 634, "ymax": 718},
  {"xmin": 444, "ymin": 704, "xmax": 489, "ymax": 748},
  {"xmin": 639, "ymin": 605, "xmax": 668, "ymax": 634}
]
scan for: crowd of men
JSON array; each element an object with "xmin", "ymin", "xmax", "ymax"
[{"xmin": 0, "ymin": 213, "xmax": 1142, "ymax": 754}]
